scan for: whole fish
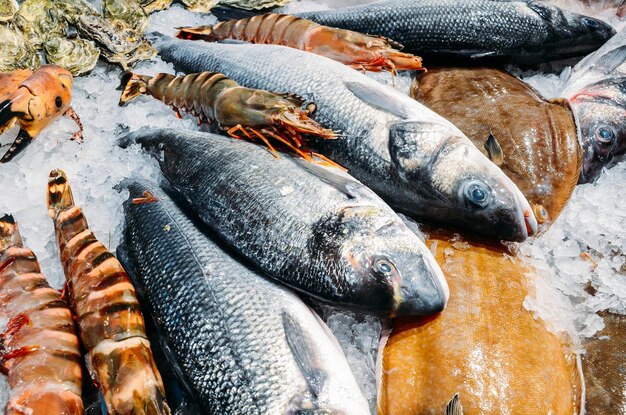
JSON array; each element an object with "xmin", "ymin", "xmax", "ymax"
[
  {"xmin": 291, "ymin": 0, "xmax": 615, "ymax": 64},
  {"xmin": 562, "ymin": 28, "xmax": 626, "ymax": 183},
  {"xmin": 154, "ymin": 36, "xmax": 538, "ymax": 242},
  {"xmin": 0, "ymin": 215, "xmax": 83, "ymax": 415},
  {"xmin": 118, "ymin": 180, "xmax": 371, "ymax": 414},
  {"xmin": 379, "ymin": 234, "xmax": 583, "ymax": 415},
  {"xmin": 121, "ymin": 127, "xmax": 449, "ymax": 316},
  {"xmin": 411, "ymin": 67, "xmax": 582, "ymax": 224}
]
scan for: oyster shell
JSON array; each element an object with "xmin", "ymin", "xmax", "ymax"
[
  {"xmin": 54, "ymin": 0, "xmax": 99, "ymax": 24},
  {"xmin": 44, "ymin": 36, "xmax": 100, "ymax": 76},
  {"xmin": 14, "ymin": 0, "xmax": 66, "ymax": 47},
  {"xmin": 0, "ymin": 25, "xmax": 41, "ymax": 71},
  {"xmin": 139, "ymin": 0, "xmax": 172, "ymax": 14},
  {"xmin": 0, "ymin": 0, "xmax": 18, "ymax": 22},
  {"xmin": 217, "ymin": 0, "xmax": 291, "ymax": 9},
  {"xmin": 102, "ymin": 0, "xmax": 148, "ymax": 33},
  {"xmin": 179, "ymin": 0, "xmax": 218, "ymax": 13}
]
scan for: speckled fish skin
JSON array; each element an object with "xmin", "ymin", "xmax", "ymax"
[
  {"xmin": 294, "ymin": 0, "xmax": 615, "ymax": 63},
  {"xmin": 122, "ymin": 127, "xmax": 449, "ymax": 317},
  {"xmin": 155, "ymin": 36, "xmax": 538, "ymax": 242},
  {"xmin": 118, "ymin": 180, "xmax": 371, "ymax": 415}
]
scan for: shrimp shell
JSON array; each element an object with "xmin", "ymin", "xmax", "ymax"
[
  {"xmin": 0, "ymin": 215, "xmax": 83, "ymax": 415},
  {"xmin": 47, "ymin": 170, "xmax": 171, "ymax": 415}
]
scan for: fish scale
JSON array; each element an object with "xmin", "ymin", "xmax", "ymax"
[{"xmin": 118, "ymin": 180, "xmax": 371, "ymax": 414}]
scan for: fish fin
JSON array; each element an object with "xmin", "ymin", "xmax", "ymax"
[
  {"xmin": 0, "ymin": 129, "xmax": 33, "ymax": 163},
  {"xmin": 344, "ymin": 80, "xmax": 415, "ymax": 119},
  {"xmin": 445, "ymin": 393, "xmax": 464, "ymax": 415},
  {"xmin": 293, "ymin": 157, "xmax": 362, "ymax": 199},
  {"xmin": 484, "ymin": 133, "xmax": 504, "ymax": 166},
  {"xmin": 210, "ymin": 6, "xmax": 266, "ymax": 21},
  {"xmin": 282, "ymin": 311, "xmax": 326, "ymax": 399},
  {"xmin": 0, "ymin": 99, "xmax": 17, "ymax": 132},
  {"xmin": 118, "ymin": 72, "xmax": 151, "ymax": 106},
  {"xmin": 397, "ymin": 213, "xmax": 426, "ymax": 242}
]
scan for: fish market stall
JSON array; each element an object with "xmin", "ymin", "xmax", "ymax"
[{"xmin": 0, "ymin": 0, "xmax": 624, "ymax": 414}]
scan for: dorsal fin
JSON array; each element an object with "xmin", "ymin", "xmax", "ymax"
[{"xmin": 445, "ymin": 393, "xmax": 463, "ymax": 415}]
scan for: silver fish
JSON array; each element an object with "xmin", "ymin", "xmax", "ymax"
[
  {"xmin": 118, "ymin": 180, "xmax": 372, "ymax": 414},
  {"xmin": 121, "ymin": 128, "xmax": 449, "ymax": 317},
  {"xmin": 292, "ymin": 0, "xmax": 615, "ymax": 64},
  {"xmin": 562, "ymin": 28, "xmax": 626, "ymax": 183},
  {"xmin": 154, "ymin": 36, "xmax": 538, "ymax": 242}
]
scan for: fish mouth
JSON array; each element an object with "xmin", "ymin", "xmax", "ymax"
[{"xmin": 501, "ymin": 175, "xmax": 538, "ymax": 241}]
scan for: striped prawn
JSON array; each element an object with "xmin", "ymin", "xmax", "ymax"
[
  {"xmin": 176, "ymin": 14, "xmax": 424, "ymax": 73},
  {"xmin": 0, "ymin": 215, "xmax": 83, "ymax": 415},
  {"xmin": 119, "ymin": 70, "xmax": 339, "ymax": 165},
  {"xmin": 47, "ymin": 169, "xmax": 170, "ymax": 415}
]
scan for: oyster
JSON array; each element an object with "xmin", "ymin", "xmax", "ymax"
[
  {"xmin": 102, "ymin": 0, "xmax": 149, "ymax": 33},
  {"xmin": 179, "ymin": 0, "xmax": 218, "ymax": 13},
  {"xmin": 14, "ymin": 0, "xmax": 66, "ymax": 47},
  {"xmin": 0, "ymin": 0, "xmax": 18, "ymax": 22},
  {"xmin": 0, "ymin": 25, "xmax": 41, "ymax": 72},
  {"xmin": 218, "ymin": 0, "xmax": 291, "ymax": 9},
  {"xmin": 44, "ymin": 36, "xmax": 100, "ymax": 76},
  {"xmin": 139, "ymin": 0, "xmax": 172, "ymax": 13},
  {"xmin": 54, "ymin": 0, "xmax": 99, "ymax": 24}
]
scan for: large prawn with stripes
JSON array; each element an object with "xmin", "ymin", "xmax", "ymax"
[
  {"xmin": 47, "ymin": 169, "xmax": 170, "ymax": 415},
  {"xmin": 176, "ymin": 14, "xmax": 424, "ymax": 73},
  {"xmin": 118, "ymin": 70, "xmax": 338, "ymax": 164},
  {"xmin": 0, "ymin": 214, "xmax": 83, "ymax": 415}
]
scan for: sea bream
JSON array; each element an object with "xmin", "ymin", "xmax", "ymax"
[
  {"xmin": 121, "ymin": 128, "xmax": 449, "ymax": 316},
  {"xmin": 289, "ymin": 0, "xmax": 615, "ymax": 64},
  {"xmin": 117, "ymin": 180, "xmax": 371, "ymax": 414},
  {"xmin": 152, "ymin": 36, "xmax": 538, "ymax": 242}
]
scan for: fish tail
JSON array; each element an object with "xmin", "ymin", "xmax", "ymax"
[{"xmin": 118, "ymin": 72, "xmax": 151, "ymax": 106}]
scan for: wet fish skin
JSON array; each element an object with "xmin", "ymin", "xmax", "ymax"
[
  {"xmin": 294, "ymin": 0, "xmax": 615, "ymax": 63},
  {"xmin": 121, "ymin": 127, "xmax": 449, "ymax": 316},
  {"xmin": 118, "ymin": 180, "xmax": 371, "ymax": 414},
  {"xmin": 154, "ymin": 36, "xmax": 537, "ymax": 242}
]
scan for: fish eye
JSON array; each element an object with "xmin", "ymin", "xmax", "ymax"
[
  {"xmin": 55, "ymin": 96, "xmax": 63, "ymax": 108},
  {"xmin": 374, "ymin": 257, "xmax": 396, "ymax": 275},
  {"xmin": 463, "ymin": 181, "xmax": 491, "ymax": 208},
  {"xmin": 595, "ymin": 126, "xmax": 615, "ymax": 146},
  {"xmin": 582, "ymin": 17, "xmax": 600, "ymax": 29}
]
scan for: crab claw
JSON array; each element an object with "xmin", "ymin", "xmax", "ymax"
[
  {"xmin": 0, "ymin": 129, "xmax": 33, "ymax": 163},
  {"xmin": 47, "ymin": 169, "xmax": 75, "ymax": 219},
  {"xmin": 0, "ymin": 91, "xmax": 31, "ymax": 163}
]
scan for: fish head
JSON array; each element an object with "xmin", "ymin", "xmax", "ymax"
[
  {"xmin": 389, "ymin": 121, "xmax": 537, "ymax": 242},
  {"xmin": 315, "ymin": 205, "xmax": 449, "ymax": 316},
  {"xmin": 0, "ymin": 214, "xmax": 22, "ymax": 252},
  {"xmin": 569, "ymin": 78, "xmax": 626, "ymax": 183},
  {"xmin": 523, "ymin": 2, "xmax": 615, "ymax": 58}
]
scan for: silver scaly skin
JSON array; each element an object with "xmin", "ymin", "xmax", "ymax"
[
  {"xmin": 118, "ymin": 180, "xmax": 371, "ymax": 414},
  {"xmin": 154, "ymin": 36, "xmax": 538, "ymax": 242},
  {"xmin": 121, "ymin": 128, "xmax": 449, "ymax": 316},
  {"xmin": 294, "ymin": 0, "xmax": 615, "ymax": 64}
]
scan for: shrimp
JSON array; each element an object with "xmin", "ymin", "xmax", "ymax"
[
  {"xmin": 176, "ymin": 14, "xmax": 424, "ymax": 73},
  {"xmin": 118, "ymin": 70, "xmax": 338, "ymax": 164},
  {"xmin": 47, "ymin": 169, "xmax": 170, "ymax": 415},
  {"xmin": 0, "ymin": 214, "xmax": 83, "ymax": 415},
  {"xmin": 0, "ymin": 65, "xmax": 84, "ymax": 163}
]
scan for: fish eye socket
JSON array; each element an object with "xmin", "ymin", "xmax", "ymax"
[
  {"xmin": 463, "ymin": 181, "xmax": 491, "ymax": 208},
  {"xmin": 55, "ymin": 96, "xmax": 63, "ymax": 108},
  {"xmin": 583, "ymin": 17, "xmax": 600, "ymax": 29},
  {"xmin": 374, "ymin": 257, "xmax": 396, "ymax": 275},
  {"xmin": 595, "ymin": 126, "xmax": 615, "ymax": 146}
]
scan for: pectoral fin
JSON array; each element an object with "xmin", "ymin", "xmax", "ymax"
[
  {"xmin": 484, "ymin": 133, "xmax": 504, "ymax": 166},
  {"xmin": 446, "ymin": 393, "xmax": 463, "ymax": 415},
  {"xmin": 293, "ymin": 157, "xmax": 363, "ymax": 199},
  {"xmin": 344, "ymin": 80, "xmax": 416, "ymax": 119}
]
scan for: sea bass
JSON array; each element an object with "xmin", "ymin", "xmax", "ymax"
[
  {"xmin": 411, "ymin": 67, "xmax": 582, "ymax": 224},
  {"xmin": 154, "ymin": 36, "xmax": 537, "ymax": 242},
  {"xmin": 291, "ymin": 0, "xmax": 615, "ymax": 64},
  {"xmin": 121, "ymin": 128, "xmax": 448, "ymax": 317},
  {"xmin": 562, "ymin": 28, "xmax": 626, "ymax": 183},
  {"xmin": 118, "ymin": 180, "xmax": 371, "ymax": 415}
]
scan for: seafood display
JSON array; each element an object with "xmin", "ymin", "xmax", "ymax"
[
  {"xmin": 122, "ymin": 127, "xmax": 449, "ymax": 316},
  {"xmin": 0, "ymin": 215, "xmax": 83, "ymax": 415},
  {"xmin": 379, "ymin": 235, "xmax": 583, "ymax": 414},
  {"xmin": 118, "ymin": 180, "xmax": 371, "ymax": 414},
  {"xmin": 562, "ymin": 28, "xmax": 626, "ymax": 182},
  {"xmin": 0, "ymin": 25, "xmax": 40, "ymax": 72},
  {"xmin": 177, "ymin": 15, "xmax": 424, "ymax": 72},
  {"xmin": 411, "ymin": 67, "xmax": 582, "ymax": 223},
  {"xmin": 155, "ymin": 36, "xmax": 538, "ymax": 242},
  {"xmin": 47, "ymin": 170, "xmax": 170, "ymax": 415},
  {"xmin": 292, "ymin": 0, "xmax": 616, "ymax": 63},
  {"xmin": 119, "ymin": 70, "xmax": 335, "ymax": 160},
  {"xmin": 0, "ymin": 66, "xmax": 82, "ymax": 163}
]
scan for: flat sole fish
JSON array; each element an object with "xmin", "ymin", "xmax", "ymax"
[
  {"xmin": 118, "ymin": 180, "xmax": 371, "ymax": 414},
  {"xmin": 379, "ymin": 235, "xmax": 583, "ymax": 415},
  {"xmin": 411, "ymin": 67, "xmax": 582, "ymax": 225}
]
